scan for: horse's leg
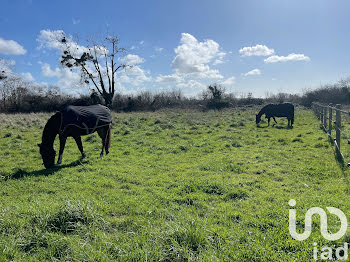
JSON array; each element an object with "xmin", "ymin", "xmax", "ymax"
[
  {"xmin": 105, "ymin": 125, "xmax": 111, "ymax": 155},
  {"xmin": 73, "ymin": 136, "xmax": 86, "ymax": 158},
  {"xmin": 57, "ymin": 134, "xmax": 67, "ymax": 165},
  {"xmin": 273, "ymin": 117, "xmax": 277, "ymax": 123},
  {"xmin": 97, "ymin": 128, "xmax": 106, "ymax": 158}
]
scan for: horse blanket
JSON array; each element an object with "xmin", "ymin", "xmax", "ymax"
[{"xmin": 60, "ymin": 104, "xmax": 112, "ymax": 134}]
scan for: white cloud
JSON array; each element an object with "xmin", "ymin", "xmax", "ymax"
[
  {"xmin": 0, "ymin": 37, "xmax": 26, "ymax": 55},
  {"xmin": 72, "ymin": 18, "xmax": 80, "ymax": 25},
  {"xmin": 37, "ymin": 29, "xmax": 66, "ymax": 51},
  {"xmin": 21, "ymin": 72, "xmax": 35, "ymax": 82},
  {"xmin": 0, "ymin": 58, "xmax": 15, "ymax": 68},
  {"xmin": 239, "ymin": 44, "xmax": 274, "ymax": 57},
  {"xmin": 41, "ymin": 63, "xmax": 84, "ymax": 92},
  {"xmin": 117, "ymin": 55, "xmax": 151, "ymax": 86},
  {"xmin": 139, "ymin": 40, "xmax": 144, "ymax": 45},
  {"xmin": 244, "ymin": 69, "xmax": 261, "ymax": 76},
  {"xmin": 120, "ymin": 54, "xmax": 144, "ymax": 65},
  {"xmin": 156, "ymin": 74, "xmax": 183, "ymax": 83},
  {"xmin": 220, "ymin": 76, "xmax": 236, "ymax": 86},
  {"xmin": 213, "ymin": 59, "xmax": 224, "ymax": 65},
  {"xmin": 215, "ymin": 51, "xmax": 226, "ymax": 65},
  {"xmin": 171, "ymin": 33, "xmax": 225, "ymax": 79},
  {"xmin": 0, "ymin": 59, "xmax": 16, "ymax": 77},
  {"xmin": 177, "ymin": 80, "xmax": 206, "ymax": 90},
  {"xmin": 41, "ymin": 63, "xmax": 60, "ymax": 77},
  {"xmin": 264, "ymin": 53, "xmax": 310, "ymax": 63},
  {"xmin": 118, "ymin": 66, "xmax": 151, "ymax": 86},
  {"xmin": 37, "ymin": 29, "xmax": 89, "ymax": 55},
  {"xmin": 155, "ymin": 47, "xmax": 163, "ymax": 52}
]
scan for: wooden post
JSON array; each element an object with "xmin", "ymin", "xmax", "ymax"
[
  {"xmin": 319, "ymin": 104, "xmax": 321, "ymax": 121},
  {"xmin": 319, "ymin": 105, "xmax": 321, "ymax": 120},
  {"xmin": 328, "ymin": 104, "xmax": 332, "ymax": 136},
  {"xmin": 323, "ymin": 106, "xmax": 327, "ymax": 129},
  {"xmin": 320, "ymin": 105, "xmax": 324, "ymax": 123},
  {"xmin": 335, "ymin": 104, "xmax": 341, "ymax": 153}
]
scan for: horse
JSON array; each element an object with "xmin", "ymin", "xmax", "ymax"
[
  {"xmin": 38, "ymin": 104, "xmax": 112, "ymax": 169},
  {"xmin": 256, "ymin": 103, "xmax": 294, "ymax": 127}
]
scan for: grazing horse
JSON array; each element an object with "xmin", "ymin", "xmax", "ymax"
[
  {"xmin": 256, "ymin": 103, "xmax": 294, "ymax": 127},
  {"xmin": 38, "ymin": 104, "xmax": 112, "ymax": 169}
]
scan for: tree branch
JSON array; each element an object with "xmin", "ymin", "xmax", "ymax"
[
  {"xmin": 80, "ymin": 64, "xmax": 103, "ymax": 96},
  {"xmin": 104, "ymin": 51, "xmax": 112, "ymax": 93},
  {"xmin": 91, "ymin": 45, "xmax": 106, "ymax": 94}
]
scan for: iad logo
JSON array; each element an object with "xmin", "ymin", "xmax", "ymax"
[
  {"xmin": 288, "ymin": 199, "xmax": 347, "ymax": 241},
  {"xmin": 288, "ymin": 199, "xmax": 348, "ymax": 260}
]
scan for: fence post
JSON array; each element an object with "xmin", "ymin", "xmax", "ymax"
[
  {"xmin": 319, "ymin": 104, "xmax": 321, "ymax": 120},
  {"xmin": 328, "ymin": 104, "xmax": 332, "ymax": 135},
  {"xmin": 335, "ymin": 104, "xmax": 341, "ymax": 153},
  {"xmin": 319, "ymin": 104, "xmax": 322, "ymax": 121},
  {"xmin": 323, "ymin": 106, "xmax": 327, "ymax": 129},
  {"xmin": 320, "ymin": 105, "xmax": 323, "ymax": 123}
]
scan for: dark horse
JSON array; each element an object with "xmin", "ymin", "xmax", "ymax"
[
  {"xmin": 38, "ymin": 104, "xmax": 112, "ymax": 169},
  {"xmin": 256, "ymin": 103, "xmax": 294, "ymax": 127}
]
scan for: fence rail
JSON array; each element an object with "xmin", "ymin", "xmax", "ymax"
[{"xmin": 312, "ymin": 102, "xmax": 350, "ymax": 166}]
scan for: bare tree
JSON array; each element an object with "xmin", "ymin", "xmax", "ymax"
[
  {"xmin": 204, "ymin": 84, "xmax": 225, "ymax": 100},
  {"xmin": 0, "ymin": 58, "xmax": 13, "ymax": 80},
  {"xmin": 0, "ymin": 74, "xmax": 30, "ymax": 111},
  {"xmin": 60, "ymin": 36, "xmax": 129, "ymax": 107},
  {"xmin": 0, "ymin": 70, "xmax": 6, "ymax": 80}
]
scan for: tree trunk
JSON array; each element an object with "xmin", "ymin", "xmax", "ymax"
[{"xmin": 102, "ymin": 92, "xmax": 114, "ymax": 108}]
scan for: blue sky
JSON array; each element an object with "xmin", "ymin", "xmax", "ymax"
[{"xmin": 1, "ymin": 0, "xmax": 350, "ymax": 97}]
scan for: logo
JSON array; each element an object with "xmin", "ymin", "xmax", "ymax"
[
  {"xmin": 288, "ymin": 199, "xmax": 348, "ymax": 260},
  {"xmin": 288, "ymin": 199, "xmax": 347, "ymax": 241}
]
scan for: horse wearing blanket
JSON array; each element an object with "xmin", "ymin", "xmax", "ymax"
[
  {"xmin": 256, "ymin": 103, "xmax": 294, "ymax": 127},
  {"xmin": 38, "ymin": 104, "xmax": 112, "ymax": 168}
]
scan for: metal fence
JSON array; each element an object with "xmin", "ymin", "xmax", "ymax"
[{"xmin": 312, "ymin": 102, "xmax": 350, "ymax": 166}]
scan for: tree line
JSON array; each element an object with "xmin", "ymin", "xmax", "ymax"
[
  {"xmin": 1, "ymin": 74, "xmax": 349, "ymax": 113},
  {"xmin": 1, "ymin": 32, "xmax": 350, "ymax": 112}
]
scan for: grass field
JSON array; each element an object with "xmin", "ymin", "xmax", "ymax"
[{"xmin": 0, "ymin": 108, "xmax": 349, "ymax": 261}]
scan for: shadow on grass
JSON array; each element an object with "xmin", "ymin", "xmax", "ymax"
[
  {"xmin": 274, "ymin": 125, "xmax": 293, "ymax": 130},
  {"xmin": 326, "ymin": 136, "xmax": 346, "ymax": 170},
  {"xmin": 335, "ymin": 150, "xmax": 345, "ymax": 169},
  {"xmin": 256, "ymin": 124, "xmax": 293, "ymax": 129},
  {"xmin": 4, "ymin": 158, "xmax": 85, "ymax": 180}
]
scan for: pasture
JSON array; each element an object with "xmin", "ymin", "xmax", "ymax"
[{"xmin": 0, "ymin": 108, "xmax": 349, "ymax": 261}]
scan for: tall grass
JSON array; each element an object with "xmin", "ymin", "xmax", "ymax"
[{"xmin": 0, "ymin": 108, "xmax": 349, "ymax": 261}]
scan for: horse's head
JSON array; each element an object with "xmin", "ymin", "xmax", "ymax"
[
  {"xmin": 38, "ymin": 143, "xmax": 56, "ymax": 169},
  {"xmin": 256, "ymin": 114, "xmax": 261, "ymax": 124}
]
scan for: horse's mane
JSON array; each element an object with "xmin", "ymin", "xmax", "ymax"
[
  {"xmin": 42, "ymin": 112, "xmax": 61, "ymax": 144},
  {"xmin": 257, "ymin": 104, "xmax": 269, "ymax": 117}
]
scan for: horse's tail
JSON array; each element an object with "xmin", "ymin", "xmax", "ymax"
[{"xmin": 106, "ymin": 124, "xmax": 112, "ymax": 150}]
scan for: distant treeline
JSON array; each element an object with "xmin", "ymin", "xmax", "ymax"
[{"xmin": 0, "ymin": 75, "xmax": 350, "ymax": 113}]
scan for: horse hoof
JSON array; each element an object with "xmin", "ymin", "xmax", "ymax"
[
  {"xmin": 55, "ymin": 163, "xmax": 60, "ymax": 167},
  {"xmin": 82, "ymin": 153, "xmax": 86, "ymax": 158},
  {"xmin": 106, "ymin": 150, "xmax": 109, "ymax": 155}
]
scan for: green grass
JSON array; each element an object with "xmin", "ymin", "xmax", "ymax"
[{"xmin": 0, "ymin": 108, "xmax": 349, "ymax": 261}]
